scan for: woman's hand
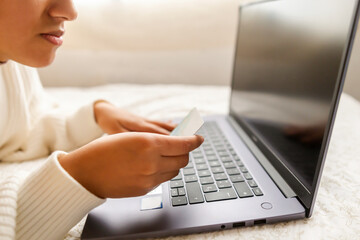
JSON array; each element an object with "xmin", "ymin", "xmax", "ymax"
[
  {"xmin": 93, "ymin": 101, "xmax": 176, "ymax": 135},
  {"xmin": 58, "ymin": 132, "xmax": 204, "ymax": 198}
]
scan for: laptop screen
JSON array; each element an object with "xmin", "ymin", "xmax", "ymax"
[{"xmin": 230, "ymin": 0, "xmax": 357, "ymax": 194}]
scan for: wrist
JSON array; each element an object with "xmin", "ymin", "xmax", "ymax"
[
  {"xmin": 58, "ymin": 152, "xmax": 103, "ymax": 199},
  {"xmin": 58, "ymin": 153, "xmax": 80, "ymax": 184}
]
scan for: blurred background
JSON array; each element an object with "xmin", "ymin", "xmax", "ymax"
[{"xmin": 38, "ymin": 0, "xmax": 360, "ymax": 101}]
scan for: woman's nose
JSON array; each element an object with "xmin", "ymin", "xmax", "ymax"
[{"xmin": 48, "ymin": 0, "xmax": 78, "ymax": 21}]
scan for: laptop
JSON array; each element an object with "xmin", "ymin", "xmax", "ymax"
[{"xmin": 82, "ymin": 0, "xmax": 360, "ymax": 238}]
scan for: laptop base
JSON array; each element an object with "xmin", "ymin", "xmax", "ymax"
[{"xmin": 82, "ymin": 116, "xmax": 305, "ymax": 240}]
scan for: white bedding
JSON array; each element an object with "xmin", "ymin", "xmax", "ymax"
[{"xmin": 2, "ymin": 84, "xmax": 359, "ymax": 239}]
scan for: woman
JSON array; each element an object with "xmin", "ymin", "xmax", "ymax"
[{"xmin": 0, "ymin": 0, "xmax": 203, "ymax": 239}]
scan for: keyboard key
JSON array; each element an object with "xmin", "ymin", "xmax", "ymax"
[
  {"xmin": 236, "ymin": 160, "xmax": 244, "ymax": 167},
  {"xmin": 209, "ymin": 161, "xmax": 221, "ymax": 167},
  {"xmin": 198, "ymin": 170, "xmax": 211, "ymax": 177},
  {"xmin": 203, "ymin": 144, "xmax": 211, "ymax": 148},
  {"xmin": 230, "ymin": 175, "xmax": 245, "ymax": 183},
  {"xmin": 217, "ymin": 180, "xmax": 232, "ymax": 189},
  {"xmin": 185, "ymin": 175, "xmax": 198, "ymax": 183},
  {"xmin": 186, "ymin": 182, "xmax": 204, "ymax": 204},
  {"xmin": 196, "ymin": 164, "xmax": 208, "ymax": 170},
  {"xmin": 220, "ymin": 156, "xmax": 232, "ymax": 163},
  {"xmin": 203, "ymin": 146, "xmax": 213, "ymax": 151},
  {"xmin": 170, "ymin": 180, "xmax": 184, "ymax": 188},
  {"xmin": 204, "ymin": 151, "xmax": 214, "ymax": 155},
  {"xmin": 240, "ymin": 167, "xmax": 248, "ymax": 173},
  {"xmin": 223, "ymin": 162, "xmax": 236, "ymax": 169},
  {"xmin": 200, "ymin": 176, "xmax": 214, "ymax": 185},
  {"xmin": 171, "ymin": 173, "xmax": 182, "ymax": 181},
  {"xmin": 202, "ymin": 184, "xmax": 217, "ymax": 193},
  {"xmin": 215, "ymin": 144, "xmax": 227, "ymax": 153},
  {"xmin": 243, "ymin": 173, "xmax": 253, "ymax": 180},
  {"xmin": 247, "ymin": 180, "xmax": 258, "ymax": 188},
  {"xmin": 219, "ymin": 152, "xmax": 229, "ymax": 157},
  {"xmin": 204, "ymin": 188, "xmax": 237, "ymax": 202},
  {"xmin": 207, "ymin": 155, "xmax": 218, "ymax": 161},
  {"xmin": 205, "ymin": 153, "xmax": 216, "ymax": 158},
  {"xmin": 178, "ymin": 188, "xmax": 186, "ymax": 196},
  {"xmin": 183, "ymin": 168, "xmax": 196, "ymax": 175},
  {"xmin": 184, "ymin": 162, "xmax": 194, "ymax": 169},
  {"xmin": 172, "ymin": 196, "xmax": 187, "ymax": 206},
  {"xmin": 192, "ymin": 152, "xmax": 203, "ymax": 158},
  {"xmin": 195, "ymin": 158, "xmax": 206, "ymax": 164},
  {"xmin": 253, "ymin": 188, "xmax": 263, "ymax": 196},
  {"xmin": 193, "ymin": 154, "xmax": 205, "ymax": 159},
  {"xmin": 211, "ymin": 167, "xmax": 224, "ymax": 174},
  {"xmin": 227, "ymin": 168, "xmax": 240, "ymax": 175},
  {"xmin": 171, "ymin": 189, "xmax": 178, "ymax": 197},
  {"xmin": 214, "ymin": 173, "xmax": 228, "ymax": 181},
  {"xmin": 234, "ymin": 182, "xmax": 254, "ymax": 198},
  {"xmin": 215, "ymin": 147, "xmax": 226, "ymax": 152},
  {"xmin": 192, "ymin": 149, "xmax": 202, "ymax": 153}
]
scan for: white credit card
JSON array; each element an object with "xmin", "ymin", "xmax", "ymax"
[{"xmin": 170, "ymin": 108, "xmax": 204, "ymax": 136}]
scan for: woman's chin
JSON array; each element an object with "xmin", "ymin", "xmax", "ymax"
[
  {"xmin": 20, "ymin": 52, "xmax": 56, "ymax": 68},
  {"xmin": 33, "ymin": 57, "xmax": 55, "ymax": 68}
]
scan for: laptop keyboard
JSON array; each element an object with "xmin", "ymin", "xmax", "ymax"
[{"xmin": 170, "ymin": 121, "xmax": 263, "ymax": 207}]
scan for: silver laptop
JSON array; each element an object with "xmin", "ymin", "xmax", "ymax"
[{"xmin": 82, "ymin": 0, "xmax": 360, "ymax": 239}]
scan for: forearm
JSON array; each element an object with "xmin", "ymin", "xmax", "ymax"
[{"xmin": 1, "ymin": 101, "xmax": 104, "ymax": 162}]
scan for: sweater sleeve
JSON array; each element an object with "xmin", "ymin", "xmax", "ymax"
[
  {"xmin": 0, "ymin": 61, "xmax": 106, "ymax": 239},
  {"xmin": 1, "ymin": 63, "xmax": 104, "ymax": 162},
  {"xmin": 0, "ymin": 175, "xmax": 22, "ymax": 240},
  {"xmin": 14, "ymin": 151, "xmax": 105, "ymax": 240},
  {"xmin": 0, "ymin": 151, "xmax": 105, "ymax": 240},
  {"xmin": 2, "ymin": 101, "xmax": 104, "ymax": 162}
]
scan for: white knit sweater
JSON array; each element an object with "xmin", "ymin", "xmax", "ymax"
[{"xmin": 0, "ymin": 61, "xmax": 106, "ymax": 240}]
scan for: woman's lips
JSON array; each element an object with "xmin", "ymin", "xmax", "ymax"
[{"xmin": 41, "ymin": 33, "xmax": 64, "ymax": 46}]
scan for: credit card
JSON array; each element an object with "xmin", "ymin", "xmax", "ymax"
[{"xmin": 170, "ymin": 108, "xmax": 204, "ymax": 136}]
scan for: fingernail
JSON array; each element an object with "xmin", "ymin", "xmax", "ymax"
[{"xmin": 196, "ymin": 135, "xmax": 204, "ymax": 142}]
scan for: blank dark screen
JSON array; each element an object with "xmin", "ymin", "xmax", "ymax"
[{"xmin": 230, "ymin": 0, "xmax": 356, "ymax": 190}]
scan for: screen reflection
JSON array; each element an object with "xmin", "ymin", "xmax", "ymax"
[{"xmin": 230, "ymin": 0, "xmax": 356, "ymax": 190}]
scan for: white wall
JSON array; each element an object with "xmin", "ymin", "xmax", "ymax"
[
  {"xmin": 39, "ymin": 0, "xmax": 248, "ymax": 86},
  {"xmin": 38, "ymin": 0, "xmax": 360, "ymax": 101}
]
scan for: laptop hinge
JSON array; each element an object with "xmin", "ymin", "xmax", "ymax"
[{"xmin": 227, "ymin": 116, "xmax": 297, "ymax": 198}]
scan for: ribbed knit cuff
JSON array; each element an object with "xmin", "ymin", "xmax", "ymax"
[
  {"xmin": 0, "ymin": 175, "xmax": 23, "ymax": 240},
  {"xmin": 15, "ymin": 151, "xmax": 105, "ymax": 240},
  {"xmin": 67, "ymin": 101, "xmax": 104, "ymax": 148}
]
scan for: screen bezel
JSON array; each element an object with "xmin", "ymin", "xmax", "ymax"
[{"xmin": 229, "ymin": 0, "xmax": 360, "ymax": 217}]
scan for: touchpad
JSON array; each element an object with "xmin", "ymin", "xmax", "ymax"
[
  {"xmin": 140, "ymin": 196, "xmax": 163, "ymax": 211},
  {"xmin": 140, "ymin": 186, "xmax": 163, "ymax": 211}
]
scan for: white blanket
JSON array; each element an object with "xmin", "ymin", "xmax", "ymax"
[{"xmin": 2, "ymin": 84, "xmax": 359, "ymax": 239}]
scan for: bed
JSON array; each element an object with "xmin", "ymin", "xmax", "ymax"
[{"xmin": 2, "ymin": 84, "xmax": 359, "ymax": 239}]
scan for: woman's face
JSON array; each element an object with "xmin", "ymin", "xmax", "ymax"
[{"xmin": 0, "ymin": 0, "xmax": 77, "ymax": 67}]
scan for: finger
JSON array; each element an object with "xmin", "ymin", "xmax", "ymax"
[
  {"xmin": 154, "ymin": 170, "xmax": 180, "ymax": 185},
  {"xmin": 105, "ymin": 122, "xmax": 130, "ymax": 134},
  {"xmin": 138, "ymin": 122, "xmax": 170, "ymax": 135},
  {"xmin": 158, "ymin": 135, "xmax": 204, "ymax": 156},
  {"xmin": 159, "ymin": 154, "xmax": 189, "ymax": 172},
  {"xmin": 147, "ymin": 120, "xmax": 177, "ymax": 131}
]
